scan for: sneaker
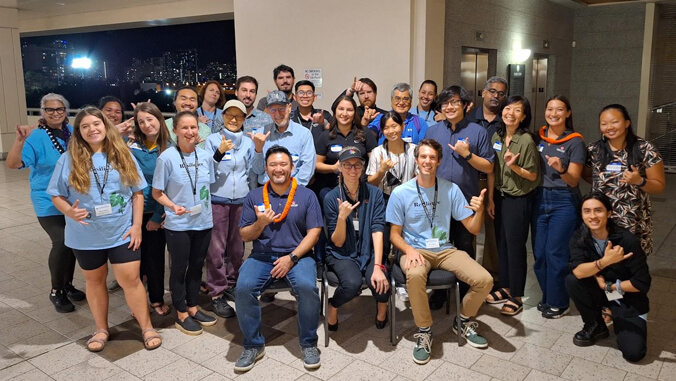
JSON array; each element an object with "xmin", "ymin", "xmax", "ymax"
[
  {"xmin": 107, "ymin": 280, "xmax": 121, "ymax": 291},
  {"xmin": 573, "ymin": 321, "xmax": 609, "ymax": 347},
  {"xmin": 175, "ymin": 316, "xmax": 203, "ymax": 335},
  {"xmin": 301, "ymin": 346, "xmax": 321, "ymax": 369},
  {"xmin": 453, "ymin": 318, "xmax": 488, "ymax": 349},
  {"xmin": 537, "ymin": 301, "xmax": 548, "ymax": 312},
  {"xmin": 542, "ymin": 306, "xmax": 570, "ymax": 319},
  {"xmin": 49, "ymin": 289, "xmax": 75, "ymax": 313},
  {"xmin": 396, "ymin": 287, "xmax": 409, "ymax": 302},
  {"xmin": 260, "ymin": 292, "xmax": 276, "ymax": 303},
  {"xmin": 65, "ymin": 282, "xmax": 86, "ymax": 301},
  {"xmin": 211, "ymin": 295, "xmax": 236, "ymax": 318},
  {"xmin": 412, "ymin": 331, "xmax": 433, "ymax": 364},
  {"xmin": 190, "ymin": 310, "xmax": 217, "ymax": 326},
  {"xmin": 234, "ymin": 347, "xmax": 265, "ymax": 372},
  {"xmin": 223, "ymin": 286, "xmax": 236, "ymax": 302}
]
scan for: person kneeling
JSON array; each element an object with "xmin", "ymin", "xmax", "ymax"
[
  {"xmin": 324, "ymin": 147, "xmax": 390, "ymax": 331},
  {"xmin": 567, "ymin": 192, "xmax": 651, "ymax": 362},
  {"xmin": 386, "ymin": 139, "xmax": 493, "ymax": 365},
  {"xmin": 235, "ymin": 146, "xmax": 323, "ymax": 372}
]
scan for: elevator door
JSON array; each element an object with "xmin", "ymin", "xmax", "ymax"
[
  {"xmin": 461, "ymin": 50, "xmax": 489, "ymax": 107},
  {"xmin": 532, "ymin": 57, "xmax": 548, "ymax": 128}
]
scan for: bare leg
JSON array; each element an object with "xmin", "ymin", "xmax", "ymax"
[
  {"xmin": 377, "ymin": 302, "xmax": 387, "ymax": 320},
  {"xmin": 82, "ymin": 265, "xmax": 110, "ymax": 350},
  {"xmin": 112, "ymin": 261, "xmax": 160, "ymax": 348}
]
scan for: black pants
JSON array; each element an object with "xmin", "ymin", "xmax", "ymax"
[
  {"xmin": 326, "ymin": 254, "xmax": 390, "ymax": 308},
  {"xmin": 37, "ymin": 215, "xmax": 76, "ymax": 289},
  {"xmin": 494, "ymin": 191, "xmax": 533, "ymax": 297},
  {"xmin": 140, "ymin": 213, "xmax": 167, "ymax": 304},
  {"xmin": 165, "ymin": 229, "xmax": 212, "ymax": 312},
  {"xmin": 566, "ymin": 274, "xmax": 648, "ymax": 362}
]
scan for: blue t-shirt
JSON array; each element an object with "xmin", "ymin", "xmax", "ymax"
[
  {"xmin": 197, "ymin": 107, "xmax": 225, "ymax": 134},
  {"xmin": 409, "ymin": 107, "xmax": 437, "ymax": 128},
  {"xmin": 204, "ymin": 129, "xmax": 254, "ymax": 202},
  {"xmin": 152, "ymin": 146, "xmax": 215, "ymax": 231},
  {"xmin": 368, "ymin": 111, "xmax": 428, "ymax": 145},
  {"xmin": 239, "ymin": 183, "xmax": 323, "ymax": 255},
  {"xmin": 46, "ymin": 152, "xmax": 147, "ymax": 250},
  {"xmin": 21, "ymin": 126, "xmax": 73, "ymax": 217},
  {"xmin": 386, "ymin": 177, "xmax": 472, "ymax": 252}
]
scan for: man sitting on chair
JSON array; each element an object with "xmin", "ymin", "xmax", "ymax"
[
  {"xmin": 386, "ymin": 139, "xmax": 493, "ymax": 365},
  {"xmin": 235, "ymin": 145, "xmax": 323, "ymax": 372}
]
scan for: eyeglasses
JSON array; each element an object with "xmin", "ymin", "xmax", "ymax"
[
  {"xmin": 440, "ymin": 99, "xmax": 463, "ymax": 109},
  {"xmin": 268, "ymin": 107, "xmax": 286, "ymax": 114},
  {"xmin": 224, "ymin": 112, "xmax": 245, "ymax": 122},
  {"xmin": 485, "ymin": 88, "xmax": 506, "ymax": 98},
  {"xmin": 296, "ymin": 91, "xmax": 314, "ymax": 97},
  {"xmin": 341, "ymin": 162, "xmax": 363, "ymax": 170},
  {"xmin": 393, "ymin": 96, "xmax": 411, "ymax": 104},
  {"xmin": 43, "ymin": 107, "xmax": 66, "ymax": 115}
]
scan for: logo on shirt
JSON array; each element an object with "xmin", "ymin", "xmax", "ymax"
[{"xmin": 556, "ymin": 146, "xmax": 566, "ymax": 153}]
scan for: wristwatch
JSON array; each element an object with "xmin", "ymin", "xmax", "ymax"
[
  {"xmin": 464, "ymin": 152, "xmax": 473, "ymax": 160},
  {"xmin": 605, "ymin": 281, "xmax": 613, "ymax": 293},
  {"xmin": 289, "ymin": 253, "xmax": 299, "ymax": 265}
]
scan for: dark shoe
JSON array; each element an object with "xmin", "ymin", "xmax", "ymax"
[
  {"xmin": 302, "ymin": 346, "xmax": 321, "ymax": 369},
  {"xmin": 190, "ymin": 310, "xmax": 217, "ymax": 326},
  {"xmin": 234, "ymin": 347, "xmax": 265, "ymax": 372},
  {"xmin": 537, "ymin": 301, "xmax": 548, "ymax": 312},
  {"xmin": 260, "ymin": 292, "xmax": 276, "ymax": 303},
  {"xmin": 211, "ymin": 295, "xmax": 236, "ymax": 318},
  {"xmin": 65, "ymin": 282, "xmax": 86, "ymax": 301},
  {"xmin": 573, "ymin": 321, "xmax": 609, "ymax": 347},
  {"xmin": 412, "ymin": 330, "xmax": 433, "ymax": 364},
  {"xmin": 542, "ymin": 306, "xmax": 570, "ymax": 319},
  {"xmin": 223, "ymin": 286, "xmax": 236, "ymax": 302},
  {"xmin": 375, "ymin": 306, "xmax": 388, "ymax": 329},
  {"xmin": 175, "ymin": 316, "xmax": 203, "ymax": 335},
  {"xmin": 486, "ymin": 288, "xmax": 509, "ymax": 304},
  {"xmin": 328, "ymin": 321, "xmax": 339, "ymax": 332},
  {"xmin": 428, "ymin": 290, "xmax": 446, "ymax": 311},
  {"xmin": 452, "ymin": 317, "xmax": 488, "ymax": 349},
  {"xmin": 50, "ymin": 289, "xmax": 75, "ymax": 313}
]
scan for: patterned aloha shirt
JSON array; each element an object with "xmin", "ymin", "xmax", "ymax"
[{"xmin": 586, "ymin": 138, "xmax": 662, "ymax": 255}]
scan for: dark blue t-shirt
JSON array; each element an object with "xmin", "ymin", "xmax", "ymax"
[{"xmin": 240, "ymin": 182, "xmax": 323, "ymax": 254}]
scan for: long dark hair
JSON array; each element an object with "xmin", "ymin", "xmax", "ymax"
[
  {"xmin": 575, "ymin": 192, "xmax": 617, "ymax": 246},
  {"xmin": 546, "ymin": 95, "xmax": 574, "ymax": 131},
  {"xmin": 329, "ymin": 95, "xmax": 365, "ymax": 142},
  {"xmin": 596, "ymin": 104, "xmax": 642, "ymax": 169},
  {"xmin": 497, "ymin": 96, "xmax": 532, "ymax": 139},
  {"xmin": 379, "ymin": 111, "xmax": 404, "ymax": 151}
]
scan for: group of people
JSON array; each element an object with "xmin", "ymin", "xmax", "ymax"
[{"xmin": 6, "ymin": 63, "xmax": 665, "ymax": 370}]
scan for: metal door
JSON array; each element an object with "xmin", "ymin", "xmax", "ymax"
[
  {"xmin": 461, "ymin": 49, "xmax": 489, "ymax": 107},
  {"xmin": 532, "ymin": 57, "xmax": 548, "ymax": 127}
]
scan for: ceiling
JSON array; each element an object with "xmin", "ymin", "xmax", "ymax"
[{"xmin": 16, "ymin": 0, "xmax": 174, "ymax": 17}]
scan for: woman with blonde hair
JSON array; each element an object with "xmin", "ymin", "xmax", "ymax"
[{"xmin": 47, "ymin": 107, "xmax": 161, "ymax": 352}]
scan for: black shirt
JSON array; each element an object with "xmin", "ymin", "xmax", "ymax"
[
  {"xmin": 290, "ymin": 107, "xmax": 333, "ymax": 145},
  {"xmin": 314, "ymin": 127, "xmax": 377, "ymax": 190},
  {"xmin": 467, "ymin": 105, "xmax": 502, "ymax": 141}
]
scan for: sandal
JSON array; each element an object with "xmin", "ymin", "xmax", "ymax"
[
  {"xmin": 500, "ymin": 296, "xmax": 523, "ymax": 316},
  {"xmin": 86, "ymin": 329, "xmax": 110, "ymax": 352},
  {"xmin": 142, "ymin": 328, "xmax": 162, "ymax": 350},
  {"xmin": 486, "ymin": 288, "xmax": 510, "ymax": 304},
  {"xmin": 151, "ymin": 302, "xmax": 171, "ymax": 316}
]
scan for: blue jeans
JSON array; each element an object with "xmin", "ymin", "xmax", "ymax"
[
  {"xmin": 532, "ymin": 187, "xmax": 580, "ymax": 309},
  {"xmin": 235, "ymin": 253, "xmax": 320, "ymax": 349}
]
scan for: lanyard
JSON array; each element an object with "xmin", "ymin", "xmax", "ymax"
[
  {"xmin": 91, "ymin": 157, "xmax": 110, "ymax": 201},
  {"xmin": 416, "ymin": 107, "xmax": 432, "ymax": 122},
  {"xmin": 416, "ymin": 178, "xmax": 438, "ymax": 228},
  {"xmin": 40, "ymin": 125, "xmax": 67, "ymax": 154},
  {"xmin": 176, "ymin": 146, "xmax": 199, "ymax": 200},
  {"xmin": 199, "ymin": 107, "xmax": 217, "ymax": 131}
]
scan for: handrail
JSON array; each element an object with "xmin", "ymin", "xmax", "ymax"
[{"xmin": 26, "ymin": 108, "xmax": 175, "ymax": 118}]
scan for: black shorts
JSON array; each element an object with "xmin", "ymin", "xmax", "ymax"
[{"xmin": 72, "ymin": 243, "xmax": 141, "ymax": 271}]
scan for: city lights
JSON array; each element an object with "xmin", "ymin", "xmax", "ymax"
[{"xmin": 71, "ymin": 57, "xmax": 92, "ymax": 69}]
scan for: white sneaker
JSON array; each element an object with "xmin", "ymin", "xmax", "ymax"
[{"xmin": 396, "ymin": 287, "xmax": 409, "ymax": 302}]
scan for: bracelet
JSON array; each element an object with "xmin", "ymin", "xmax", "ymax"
[
  {"xmin": 638, "ymin": 177, "xmax": 647, "ymax": 187},
  {"xmin": 594, "ymin": 260, "xmax": 603, "ymax": 271},
  {"xmin": 556, "ymin": 166, "xmax": 568, "ymax": 175},
  {"xmin": 616, "ymin": 279, "xmax": 624, "ymax": 295},
  {"xmin": 375, "ymin": 264, "xmax": 387, "ymax": 272}
]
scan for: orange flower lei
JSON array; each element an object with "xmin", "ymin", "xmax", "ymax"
[
  {"xmin": 538, "ymin": 126, "xmax": 584, "ymax": 144},
  {"xmin": 263, "ymin": 177, "xmax": 298, "ymax": 223}
]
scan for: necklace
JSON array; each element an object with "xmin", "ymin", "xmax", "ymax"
[{"xmin": 263, "ymin": 177, "xmax": 298, "ymax": 223}]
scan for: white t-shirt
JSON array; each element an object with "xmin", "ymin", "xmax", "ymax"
[{"xmin": 366, "ymin": 143, "xmax": 417, "ymax": 195}]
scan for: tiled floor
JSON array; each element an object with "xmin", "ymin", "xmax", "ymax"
[{"xmin": 0, "ymin": 163, "xmax": 675, "ymax": 381}]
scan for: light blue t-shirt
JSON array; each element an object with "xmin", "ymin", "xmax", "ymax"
[
  {"xmin": 197, "ymin": 107, "xmax": 224, "ymax": 134},
  {"xmin": 21, "ymin": 125, "xmax": 72, "ymax": 217},
  {"xmin": 47, "ymin": 152, "xmax": 147, "ymax": 250},
  {"xmin": 386, "ymin": 177, "xmax": 472, "ymax": 252},
  {"xmin": 204, "ymin": 129, "xmax": 254, "ymax": 202},
  {"xmin": 166, "ymin": 117, "xmax": 211, "ymax": 149},
  {"xmin": 409, "ymin": 107, "xmax": 437, "ymax": 128},
  {"xmin": 152, "ymin": 146, "xmax": 215, "ymax": 231}
]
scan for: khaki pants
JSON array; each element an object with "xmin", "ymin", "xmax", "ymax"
[
  {"xmin": 401, "ymin": 248, "xmax": 493, "ymax": 328},
  {"xmin": 478, "ymin": 178, "xmax": 499, "ymax": 277}
]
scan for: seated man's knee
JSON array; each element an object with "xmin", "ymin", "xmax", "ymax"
[{"xmin": 294, "ymin": 276, "xmax": 318, "ymax": 296}]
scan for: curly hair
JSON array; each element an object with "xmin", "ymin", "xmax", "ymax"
[{"xmin": 68, "ymin": 107, "xmax": 142, "ymax": 194}]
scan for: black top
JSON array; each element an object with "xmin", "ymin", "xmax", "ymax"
[
  {"xmin": 314, "ymin": 127, "xmax": 377, "ymax": 191},
  {"xmin": 289, "ymin": 107, "xmax": 333, "ymax": 145},
  {"xmin": 569, "ymin": 225, "xmax": 651, "ymax": 317},
  {"xmin": 467, "ymin": 106, "xmax": 502, "ymax": 141}
]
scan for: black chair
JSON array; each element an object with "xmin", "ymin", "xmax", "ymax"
[
  {"xmin": 389, "ymin": 257, "xmax": 463, "ymax": 346},
  {"xmin": 320, "ymin": 263, "xmax": 367, "ymax": 347}
]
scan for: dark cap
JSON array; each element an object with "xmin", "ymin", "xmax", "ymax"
[
  {"xmin": 266, "ymin": 90, "xmax": 290, "ymax": 107},
  {"xmin": 339, "ymin": 146, "xmax": 362, "ymax": 162}
]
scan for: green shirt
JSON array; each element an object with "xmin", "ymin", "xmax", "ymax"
[
  {"xmin": 491, "ymin": 131, "xmax": 540, "ymax": 196},
  {"xmin": 166, "ymin": 117, "xmax": 212, "ymax": 149}
]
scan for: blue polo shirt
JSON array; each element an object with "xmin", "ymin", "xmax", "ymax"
[
  {"xmin": 251, "ymin": 121, "xmax": 316, "ymax": 186},
  {"xmin": 368, "ymin": 111, "xmax": 428, "ymax": 145},
  {"xmin": 424, "ymin": 119, "xmax": 494, "ymax": 201},
  {"xmin": 240, "ymin": 182, "xmax": 323, "ymax": 255},
  {"xmin": 21, "ymin": 125, "xmax": 72, "ymax": 217}
]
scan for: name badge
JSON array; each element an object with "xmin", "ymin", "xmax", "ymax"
[
  {"xmin": 605, "ymin": 162, "xmax": 622, "ymax": 172},
  {"xmin": 224, "ymin": 152, "xmax": 232, "ymax": 161},
  {"xmin": 353, "ymin": 218, "xmax": 359, "ymax": 231},
  {"xmin": 457, "ymin": 138, "xmax": 467, "ymax": 145},
  {"xmin": 291, "ymin": 154, "xmax": 300, "ymax": 163},
  {"xmin": 330, "ymin": 144, "xmax": 342, "ymax": 153},
  {"xmin": 556, "ymin": 146, "xmax": 566, "ymax": 153},
  {"xmin": 257, "ymin": 203, "xmax": 266, "ymax": 213},
  {"xmin": 493, "ymin": 142, "xmax": 502, "ymax": 152},
  {"xmin": 402, "ymin": 137, "xmax": 413, "ymax": 143},
  {"xmin": 95, "ymin": 204, "xmax": 113, "ymax": 217},
  {"xmin": 190, "ymin": 204, "xmax": 202, "ymax": 215},
  {"xmin": 606, "ymin": 290, "xmax": 623, "ymax": 301},
  {"xmin": 425, "ymin": 238, "xmax": 440, "ymax": 249},
  {"xmin": 538, "ymin": 143, "xmax": 545, "ymax": 152}
]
